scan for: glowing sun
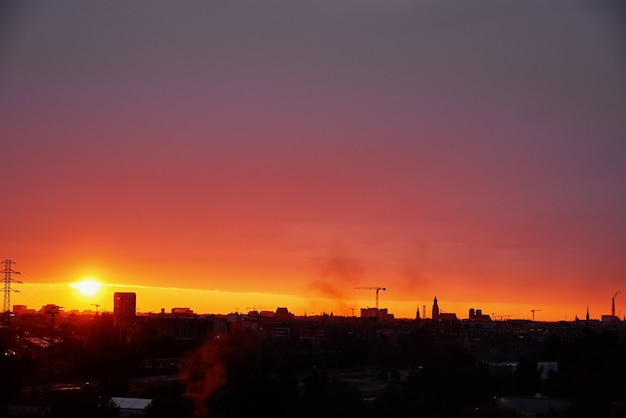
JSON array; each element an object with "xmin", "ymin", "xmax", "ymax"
[{"xmin": 71, "ymin": 279, "xmax": 102, "ymax": 296}]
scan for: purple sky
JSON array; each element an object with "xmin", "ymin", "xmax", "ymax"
[{"xmin": 1, "ymin": 0, "xmax": 625, "ymax": 319}]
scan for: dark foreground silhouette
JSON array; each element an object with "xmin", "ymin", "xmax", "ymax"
[{"xmin": 2, "ymin": 315, "xmax": 626, "ymax": 417}]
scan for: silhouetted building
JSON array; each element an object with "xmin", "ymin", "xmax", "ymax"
[
  {"xmin": 40, "ymin": 304, "xmax": 63, "ymax": 315},
  {"xmin": 601, "ymin": 314, "xmax": 620, "ymax": 324},
  {"xmin": 154, "ymin": 313, "xmax": 223, "ymax": 342},
  {"xmin": 469, "ymin": 308, "xmax": 492, "ymax": 322},
  {"xmin": 275, "ymin": 307, "xmax": 294, "ymax": 320},
  {"xmin": 432, "ymin": 297, "xmax": 439, "ymax": 320},
  {"xmin": 259, "ymin": 310, "xmax": 275, "ymax": 318},
  {"xmin": 111, "ymin": 397, "xmax": 152, "ymax": 417},
  {"xmin": 437, "ymin": 313, "xmax": 458, "ymax": 322},
  {"xmin": 496, "ymin": 395, "xmax": 569, "ymax": 417},
  {"xmin": 171, "ymin": 307, "xmax": 194, "ymax": 315},
  {"xmin": 12, "ymin": 305, "xmax": 34, "ymax": 315},
  {"xmin": 114, "ymin": 292, "xmax": 136, "ymax": 327},
  {"xmin": 361, "ymin": 307, "xmax": 378, "ymax": 319},
  {"xmin": 360, "ymin": 307, "xmax": 394, "ymax": 321}
]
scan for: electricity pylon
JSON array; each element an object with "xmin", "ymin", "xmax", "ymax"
[
  {"xmin": 2, "ymin": 259, "xmax": 21, "ymax": 315},
  {"xmin": 2, "ymin": 259, "xmax": 21, "ymax": 350}
]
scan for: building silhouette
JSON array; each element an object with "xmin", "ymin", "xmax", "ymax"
[
  {"xmin": 469, "ymin": 308, "xmax": 492, "ymax": 322},
  {"xmin": 114, "ymin": 292, "xmax": 136, "ymax": 328},
  {"xmin": 360, "ymin": 307, "xmax": 393, "ymax": 321},
  {"xmin": 432, "ymin": 296, "xmax": 439, "ymax": 320}
]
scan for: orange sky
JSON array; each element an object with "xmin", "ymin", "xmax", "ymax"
[
  {"xmin": 2, "ymin": 2, "xmax": 626, "ymax": 322},
  {"xmin": 8, "ymin": 262, "xmax": 622, "ymax": 322}
]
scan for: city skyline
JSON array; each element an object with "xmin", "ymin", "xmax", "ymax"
[
  {"xmin": 2, "ymin": 1, "xmax": 626, "ymax": 324},
  {"xmin": 6, "ymin": 274, "xmax": 624, "ymax": 323}
]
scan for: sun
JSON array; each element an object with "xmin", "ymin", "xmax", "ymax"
[{"xmin": 71, "ymin": 279, "xmax": 102, "ymax": 296}]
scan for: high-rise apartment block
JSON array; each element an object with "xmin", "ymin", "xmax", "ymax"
[{"xmin": 114, "ymin": 292, "xmax": 136, "ymax": 327}]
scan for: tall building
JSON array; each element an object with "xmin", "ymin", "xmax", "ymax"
[
  {"xmin": 432, "ymin": 297, "xmax": 439, "ymax": 320},
  {"xmin": 114, "ymin": 292, "xmax": 136, "ymax": 327}
]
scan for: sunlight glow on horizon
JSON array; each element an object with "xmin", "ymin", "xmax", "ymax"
[
  {"xmin": 10, "ymin": 281, "xmax": 610, "ymax": 322},
  {"xmin": 2, "ymin": 1, "xmax": 625, "ymax": 335},
  {"xmin": 69, "ymin": 279, "xmax": 102, "ymax": 296}
]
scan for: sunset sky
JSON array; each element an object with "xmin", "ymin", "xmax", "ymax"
[{"xmin": 2, "ymin": 0, "xmax": 625, "ymax": 321}]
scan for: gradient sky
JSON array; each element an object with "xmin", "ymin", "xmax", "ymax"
[{"xmin": 2, "ymin": 0, "xmax": 625, "ymax": 321}]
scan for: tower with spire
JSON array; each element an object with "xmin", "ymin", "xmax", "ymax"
[{"xmin": 432, "ymin": 297, "xmax": 439, "ymax": 320}]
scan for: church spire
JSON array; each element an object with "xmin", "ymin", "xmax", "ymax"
[{"xmin": 432, "ymin": 296, "xmax": 439, "ymax": 320}]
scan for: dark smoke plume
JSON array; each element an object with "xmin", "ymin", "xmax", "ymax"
[
  {"xmin": 179, "ymin": 338, "xmax": 227, "ymax": 417},
  {"xmin": 179, "ymin": 333, "xmax": 261, "ymax": 417},
  {"xmin": 309, "ymin": 250, "xmax": 365, "ymax": 314}
]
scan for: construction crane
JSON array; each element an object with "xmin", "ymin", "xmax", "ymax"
[
  {"xmin": 246, "ymin": 306, "xmax": 271, "ymax": 312},
  {"xmin": 355, "ymin": 287, "xmax": 386, "ymax": 310},
  {"xmin": 531, "ymin": 309, "xmax": 541, "ymax": 321}
]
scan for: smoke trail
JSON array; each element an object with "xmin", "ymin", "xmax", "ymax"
[
  {"xmin": 308, "ymin": 250, "xmax": 364, "ymax": 314},
  {"xmin": 179, "ymin": 339, "xmax": 227, "ymax": 418},
  {"xmin": 180, "ymin": 332, "xmax": 262, "ymax": 417}
]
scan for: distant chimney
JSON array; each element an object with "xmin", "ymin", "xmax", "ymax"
[{"xmin": 612, "ymin": 298, "xmax": 615, "ymax": 317}]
